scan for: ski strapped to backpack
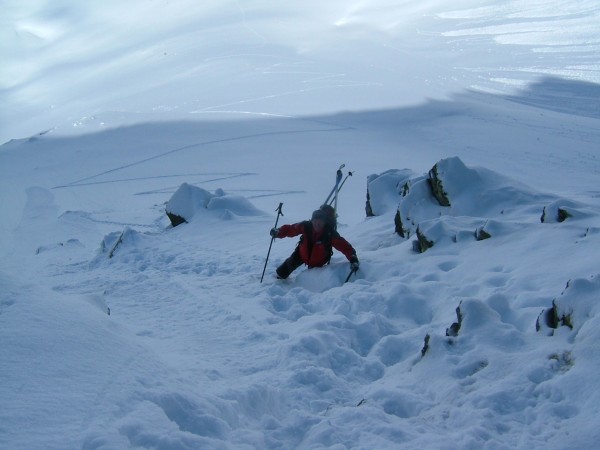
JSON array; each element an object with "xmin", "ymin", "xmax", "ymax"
[
  {"xmin": 330, "ymin": 170, "xmax": 353, "ymax": 206},
  {"xmin": 324, "ymin": 164, "xmax": 345, "ymax": 207},
  {"xmin": 324, "ymin": 165, "xmax": 353, "ymax": 210}
]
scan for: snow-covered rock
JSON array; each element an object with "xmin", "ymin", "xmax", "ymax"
[
  {"xmin": 370, "ymin": 156, "xmax": 571, "ymax": 251},
  {"xmin": 365, "ymin": 169, "xmax": 415, "ymax": 216},
  {"xmin": 540, "ymin": 198, "xmax": 595, "ymax": 223},
  {"xmin": 537, "ymin": 274, "xmax": 600, "ymax": 335},
  {"xmin": 165, "ymin": 183, "xmax": 264, "ymax": 226}
]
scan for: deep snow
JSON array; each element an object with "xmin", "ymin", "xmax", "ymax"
[{"xmin": 1, "ymin": 1, "xmax": 600, "ymax": 449}]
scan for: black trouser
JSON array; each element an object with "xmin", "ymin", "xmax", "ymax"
[{"xmin": 276, "ymin": 248, "xmax": 304, "ymax": 279}]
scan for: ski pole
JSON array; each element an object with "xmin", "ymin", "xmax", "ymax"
[
  {"xmin": 344, "ymin": 267, "xmax": 358, "ymax": 283},
  {"xmin": 260, "ymin": 202, "xmax": 284, "ymax": 283},
  {"xmin": 327, "ymin": 171, "xmax": 353, "ymax": 206}
]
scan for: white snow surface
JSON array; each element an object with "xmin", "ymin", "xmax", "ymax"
[{"xmin": 1, "ymin": 1, "xmax": 600, "ymax": 449}]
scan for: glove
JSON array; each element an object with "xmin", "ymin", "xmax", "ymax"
[
  {"xmin": 350, "ymin": 256, "xmax": 359, "ymax": 272},
  {"xmin": 270, "ymin": 227, "xmax": 280, "ymax": 238}
]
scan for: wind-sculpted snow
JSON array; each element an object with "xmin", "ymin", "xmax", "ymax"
[
  {"xmin": 5, "ymin": 159, "xmax": 595, "ymax": 448},
  {"xmin": 2, "ymin": 119, "xmax": 600, "ymax": 448},
  {"xmin": 166, "ymin": 183, "xmax": 266, "ymax": 226}
]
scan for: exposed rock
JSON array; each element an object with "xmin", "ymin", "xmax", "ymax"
[
  {"xmin": 446, "ymin": 302, "xmax": 463, "ymax": 337},
  {"xmin": 541, "ymin": 205, "xmax": 573, "ymax": 223},
  {"xmin": 400, "ymin": 181, "xmax": 410, "ymax": 197},
  {"xmin": 428, "ymin": 164, "xmax": 451, "ymax": 207},
  {"xmin": 421, "ymin": 334, "xmax": 430, "ymax": 357},
  {"xmin": 536, "ymin": 301, "xmax": 561, "ymax": 335},
  {"xmin": 415, "ymin": 226, "xmax": 434, "ymax": 253},
  {"xmin": 475, "ymin": 226, "xmax": 492, "ymax": 241},
  {"xmin": 557, "ymin": 208, "xmax": 572, "ymax": 222},
  {"xmin": 166, "ymin": 183, "xmax": 215, "ymax": 227},
  {"xmin": 427, "ymin": 157, "xmax": 481, "ymax": 208},
  {"xmin": 167, "ymin": 212, "xmax": 186, "ymax": 227},
  {"xmin": 365, "ymin": 190, "xmax": 374, "ymax": 217},
  {"xmin": 394, "ymin": 210, "xmax": 406, "ymax": 238}
]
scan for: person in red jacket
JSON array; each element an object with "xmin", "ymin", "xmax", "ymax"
[{"xmin": 270, "ymin": 204, "xmax": 359, "ymax": 279}]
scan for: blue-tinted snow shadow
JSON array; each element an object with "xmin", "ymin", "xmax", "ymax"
[
  {"xmin": 2, "ymin": 76, "xmax": 598, "ymax": 193},
  {"xmin": 503, "ymin": 77, "xmax": 600, "ymax": 119}
]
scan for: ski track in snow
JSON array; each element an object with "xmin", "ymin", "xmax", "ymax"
[{"xmin": 52, "ymin": 122, "xmax": 353, "ymax": 190}]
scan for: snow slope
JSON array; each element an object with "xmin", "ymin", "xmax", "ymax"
[{"xmin": 1, "ymin": 1, "xmax": 600, "ymax": 449}]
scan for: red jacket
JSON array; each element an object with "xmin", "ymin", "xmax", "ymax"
[{"xmin": 277, "ymin": 221, "xmax": 356, "ymax": 268}]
